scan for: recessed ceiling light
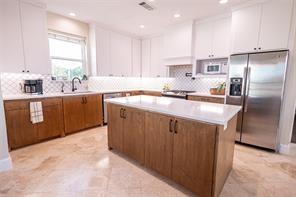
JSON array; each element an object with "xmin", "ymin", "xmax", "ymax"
[
  {"xmin": 174, "ymin": 13, "xmax": 181, "ymax": 18},
  {"xmin": 69, "ymin": 12, "xmax": 76, "ymax": 17},
  {"xmin": 148, "ymin": 0, "xmax": 155, "ymax": 2},
  {"xmin": 139, "ymin": 25, "xmax": 145, "ymax": 29},
  {"xmin": 219, "ymin": 0, "xmax": 228, "ymax": 4}
]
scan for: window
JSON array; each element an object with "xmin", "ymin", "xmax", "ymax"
[{"xmin": 48, "ymin": 32, "xmax": 86, "ymax": 80}]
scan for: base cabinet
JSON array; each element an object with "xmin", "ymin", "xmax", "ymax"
[
  {"xmin": 172, "ymin": 119, "xmax": 217, "ymax": 196},
  {"xmin": 107, "ymin": 104, "xmax": 145, "ymax": 164},
  {"xmin": 4, "ymin": 98, "xmax": 64, "ymax": 149},
  {"xmin": 144, "ymin": 112, "xmax": 173, "ymax": 178},
  {"xmin": 63, "ymin": 94, "xmax": 103, "ymax": 134},
  {"xmin": 107, "ymin": 103, "xmax": 237, "ymax": 197}
]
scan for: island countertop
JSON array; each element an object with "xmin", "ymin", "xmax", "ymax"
[{"xmin": 105, "ymin": 95, "xmax": 241, "ymax": 128}]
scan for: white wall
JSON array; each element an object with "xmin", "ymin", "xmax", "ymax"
[
  {"xmin": 0, "ymin": 0, "xmax": 12, "ymax": 171},
  {"xmin": 278, "ymin": 0, "xmax": 296, "ymax": 153}
]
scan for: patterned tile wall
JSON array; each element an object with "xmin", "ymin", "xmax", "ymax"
[
  {"xmin": 1, "ymin": 66, "xmax": 226, "ymax": 96},
  {"xmin": 169, "ymin": 65, "xmax": 227, "ymax": 93},
  {"xmin": 0, "ymin": 73, "xmax": 88, "ymax": 95}
]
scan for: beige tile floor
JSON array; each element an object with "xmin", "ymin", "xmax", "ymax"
[{"xmin": 0, "ymin": 126, "xmax": 296, "ymax": 197}]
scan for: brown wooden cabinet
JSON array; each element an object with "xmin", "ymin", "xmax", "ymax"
[
  {"xmin": 4, "ymin": 98, "xmax": 64, "ymax": 150},
  {"xmin": 171, "ymin": 118, "xmax": 217, "ymax": 196},
  {"xmin": 107, "ymin": 102, "xmax": 238, "ymax": 197},
  {"xmin": 144, "ymin": 112, "xmax": 173, "ymax": 177},
  {"xmin": 107, "ymin": 104, "xmax": 124, "ymax": 151},
  {"xmin": 188, "ymin": 95, "xmax": 225, "ymax": 104},
  {"xmin": 107, "ymin": 104, "xmax": 145, "ymax": 164},
  {"xmin": 63, "ymin": 94, "xmax": 103, "ymax": 134}
]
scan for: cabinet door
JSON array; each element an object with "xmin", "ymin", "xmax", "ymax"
[
  {"xmin": 96, "ymin": 27, "xmax": 111, "ymax": 76},
  {"xmin": 63, "ymin": 96, "xmax": 85, "ymax": 134},
  {"xmin": 145, "ymin": 112, "xmax": 174, "ymax": 178},
  {"xmin": 212, "ymin": 17, "xmax": 231, "ymax": 58},
  {"xmin": 150, "ymin": 36, "xmax": 167, "ymax": 77},
  {"xmin": 141, "ymin": 39, "xmax": 151, "ymax": 77},
  {"xmin": 195, "ymin": 22, "xmax": 213, "ymax": 60},
  {"xmin": 5, "ymin": 109, "xmax": 38, "ymax": 149},
  {"xmin": 110, "ymin": 32, "xmax": 132, "ymax": 77},
  {"xmin": 38, "ymin": 99, "xmax": 64, "ymax": 141},
  {"xmin": 107, "ymin": 104, "xmax": 124, "ymax": 151},
  {"xmin": 123, "ymin": 107, "xmax": 145, "ymax": 164},
  {"xmin": 20, "ymin": 2, "xmax": 51, "ymax": 74},
  {"xmin": 172, "ymin": 118, "xmax": 217, "ymax": 196},
  {"xmin": 132, "ymin": 39, "xmax": 142, "ymax": 77},
  {"xmin": 231, "ymin": 5, "xmax": 261, "ymax": 53},
  {"xmin": 258, "ymin": 0, "xmax": 293, "ymax": 50},
  {"xmin": 163, "ymin": 21, "xmax": 193, "ymax": 59},
  {"xmin": 1, "ymin": 0, "xmax": 25, "ymax": 73},
  {"xmin": 84, "ymin": 94, "xmax": 103, "ymax": 128}
]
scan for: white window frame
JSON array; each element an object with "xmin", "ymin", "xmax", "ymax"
[{"xmin": 48, "ymin": 31, "xmax": 87, "ymax": 79}]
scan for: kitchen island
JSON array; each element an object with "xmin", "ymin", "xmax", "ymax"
[{"xmin": 105, "ymin": 95, "xmax": 241, "ymax": 197}]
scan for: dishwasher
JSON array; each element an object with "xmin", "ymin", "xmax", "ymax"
[{"xmin": 103, "ymin": 93, "xmax": 123, "ymax": 124}]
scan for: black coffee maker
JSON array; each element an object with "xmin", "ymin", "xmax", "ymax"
[{"xmin": 23, "ymin": 79, "xmax": 43, "ymax": 94}]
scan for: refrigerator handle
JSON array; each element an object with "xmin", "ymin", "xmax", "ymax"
[{"xmin": 244, "ymin": 67, "xmax": 251, "ymax": 113}]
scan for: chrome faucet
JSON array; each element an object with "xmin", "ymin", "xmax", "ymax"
[{"xmin": 71, "ymin": 77, "xmax": 81, "ymax": 92}]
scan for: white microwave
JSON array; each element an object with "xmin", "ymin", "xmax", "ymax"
[{"xmin": 204, "ymin": 63, "xmax": 222, "ymax": 74}]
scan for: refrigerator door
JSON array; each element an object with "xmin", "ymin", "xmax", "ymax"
[
  {"xmin": 226, "ymin": 54, "xmax": 249, "ymax": 141},
  {"xmin": 241, "ymin": 51, "xmax": 288, "ymax": 149}
]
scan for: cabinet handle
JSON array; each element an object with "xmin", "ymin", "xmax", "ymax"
[
  {"xmin": 258, "ymin": 47, "xmax": 261, "ymax": 50},
  {"xmin": 123, "ymin": 109, "xmax": 127, "ymax": 119},
  {"xmin": 174, "ymin": 120, "xmax": 178, "ymax": 134},
  {"xmin": 22, "ymin": 70, "xmax": 25, "ymax": 73},
  {"xmin": 254, "ymin": 48, "xmax": 257, "ymax": 51},
  {"xmin": 27, "ymin": 70, "xmax": 29, "ymax": 73},
  {"xmin": 169, "ymin": 119, "xmax": 174, "ymax": 133},
  {"xmin": 120, "ymin": 108, "xmax": 123, "ymax": 118}
]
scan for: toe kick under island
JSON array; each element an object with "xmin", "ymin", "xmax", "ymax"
[{"xmin": 105, "ymin": 95, "xmax": 241, "ymax": 197}]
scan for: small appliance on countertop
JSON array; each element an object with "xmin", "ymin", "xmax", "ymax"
[{"xmin": 23, "ymin": 79, "xmax": 43, "ymax": 95}]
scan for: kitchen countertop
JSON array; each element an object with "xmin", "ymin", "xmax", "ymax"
[
  {"xmin": 105, "ymin": 95, "xmax": 241, "ymax": 128},
  {"xmin": 187, "ymin": 92, "xmax": 226, "ymax": 99},
  {"xmin": 2, "ymin": 89, "xmax": 162, "ymax": 101}
]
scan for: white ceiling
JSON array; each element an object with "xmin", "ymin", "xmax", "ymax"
[{"xmin": 42, "ymin": 0, "xmax": 251, "ymax": 37}]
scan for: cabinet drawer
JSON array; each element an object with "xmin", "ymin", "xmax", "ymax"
[
  {"xmin": 188, "ymin": 95, "xmax": 224, "ymax": 104},
  {"xmin": 5, "ymin": 97, "xmax": 62, "ymax": 111}
]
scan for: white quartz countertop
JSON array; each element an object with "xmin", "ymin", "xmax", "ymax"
[
  {"xmin": 2, "ymin": 89, "xmax": 162, "ymax": 101},
  {"xmin": 105, "ymin": 95, "xmax": 241, "ymax": 127},
  {"xmin": 187, "ymin": 92, "xmax": 226, "ymax": 99}
]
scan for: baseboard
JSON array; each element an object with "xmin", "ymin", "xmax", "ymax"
[
  {"xmin": 0, "ymin": 156, "xmax": 12, "ymax": 172},
  {"xmin": 279, "ymin": 144, "xmax": 290, "ymax": 154}
]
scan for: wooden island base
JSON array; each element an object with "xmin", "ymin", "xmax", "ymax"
[{"xmin": 107, "ymin": 103, "xmax": 237, "ymax": 197}]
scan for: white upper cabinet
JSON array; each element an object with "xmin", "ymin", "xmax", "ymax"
[
  {"xmin": 2, "ymin": 0, "xmax": 50, "ymax": 74},
  {"xmin": 231, "ymin": 5, "xmax": 261, "ymax": 53},
  {"xmin": 20, "ymin": 1, "xmax": 51, "ymax": 74},
  {"xmin": 150, "ymin": 36, "xmax": 167, "ymax": 77},
  {"xmin": 195, "ymin": 22, "xmax": 213, "ymax": 60},
  {"xmin": 212, "ymin": 17, "xmax": 231, "ymax": 58},
  {"xmin": 132, "ymin": 39, "xmax": 141, "ymax": 77},
  {"xmin": 195, "ymin": 16, "xmax": 231, "ymax": 60},
  {"xmin": 1, "ymin": 0, "xmax": 25, "ymax": 73},
  {"xmin": 110, "ymin": 32, "xmax": 132, "ymax": 77},
  {"xmin": 141, "ymin": 39, "xmax": 151, "ymax": 77},
  {"xmin": 163, "ymin": 21, "xmax": 194, "ymax": 65},
  {"xmin": 95, "ymin": 27, "xmax": 111, "ymax": 76},
  {"xmin": 259, "ymin": 0, "xmax": 293, "ymax": 50},
  {"xmin": 231, "ymin": 0, "xmax": 293, "ymax": 53}
]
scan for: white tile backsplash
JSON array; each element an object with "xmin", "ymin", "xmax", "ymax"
[{"xmin": 1, "ymin": 66, "xmax": 226, "ymax": 96}]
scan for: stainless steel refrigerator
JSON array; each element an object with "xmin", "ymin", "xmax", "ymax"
[{"xmin": 226, "ymin": 50, "xmax": 289, "ymax": 150}]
